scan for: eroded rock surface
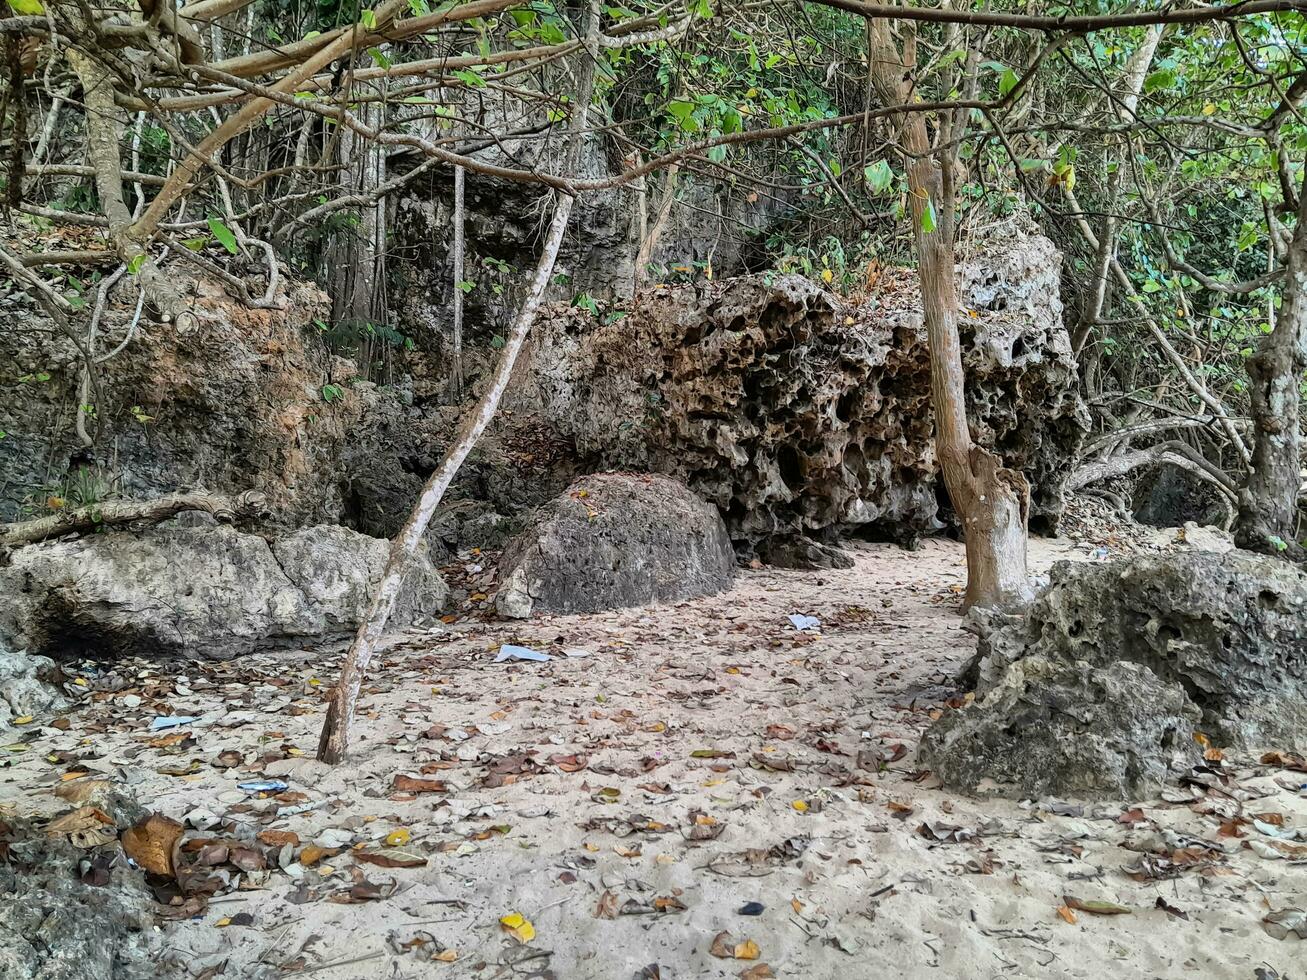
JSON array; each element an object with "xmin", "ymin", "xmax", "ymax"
[
  {"xmin": 923, "ymin": 550, "xmax": 1307, "ymax": 798},
  {"xmin": 0, "ymin": 792, "xmax": 159, "ymax": 980},
  {"xmin": 0, "ymin": 642, "xmax": 65, "ymax": 729},
  {"xmin": 920, "ymin": 657, "xmax": 1201, "ymax": 799},
  {"xmin": 496, "ymin": 473, "xmax": 735, "ymax": 618},
  {"xmin": 516, "ymin": 236, "xmax": 1085, "ymax": 548},
  {"xmin": 0, "ymin": 523, "xmax": 447, "ymax": 660}
]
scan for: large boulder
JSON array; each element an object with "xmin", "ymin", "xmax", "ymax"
[
  {"xmin": 919, "ymin": 657, "xmax": 1201, "ymax": 799},
  {"xmin": 513, "ymin": 236, "xmax": 1086, "ymax": 548},
  {"xmin": 496, "ymin": 474, "xmax": 735, "ymax": 618},
  {"xmin": 923, "ymin": 550, "xmax": 1307, "ymax": 798},
  {"xmin": 0, "ymin": 523, "xmax": 447, "ymax": 660}
]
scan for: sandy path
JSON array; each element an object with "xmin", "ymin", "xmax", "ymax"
[{"xmin": 5, "ymin": 536, "xmax": 1304, "ymax": 979}]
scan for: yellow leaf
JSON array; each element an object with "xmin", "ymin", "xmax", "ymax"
[
  {"xmin": 386, "ymin": 828, "xmax": 411, "ymax": 847},
  {"xmin": 1203, "ymin": 102, "xmax": 1216, "ymax": 115},
  {"xmin": 60, "ymin": 771, "xmax": 88, "ymax": 781},
  {"xmin": 844, "ymin": 316, "xmax": 855, "ymax": 325},
  {"xmin": 820, "ymin": 268, "xmax": 833, "ymax": 284},
  {"xmin": 12, "ymin": 716, "xmax": 33, "ymax": 726},
  {"xmin": 73, "ymin": 678, "xmax": 88, "ymax": 687},
  {"xmin": 434, "ymin": 949, "xmax": 458, "ymax": 962},
  {"xmin": 216, "ymin": 917, "xmax": 232, "ymax": 927},
  {"xmin": 734, "ymin": 939, "xmax": 760, "ymax": 960},
  {"xmin": 791, "ymin": 800, "xmax": 808, "ymax": 813},
  {"xmin": 499, "ymin": 912, "xmax": 535, "ymax": 943}
]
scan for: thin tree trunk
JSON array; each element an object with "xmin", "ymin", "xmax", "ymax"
[
  {"xmin": 869, "ymin": 20, "xmax": 1032, "ymax": 612},
  {"xmin": 451, "ymin": 163, "xmax": 465, "ymax": 399},
  {"xmin": 1234, "ymin": 173, "xmax": 1307, "ymax": 556},
  {"xmin": 318, "ymin": 0, "xmax": 600, "ymax": 763},
  {"xmin": 635, "ymin": 162, "xmax": 678, "ymax": 285},
  {"xmin": 317, "ymin": 195, "xmax": 572, "ymax": 763}
]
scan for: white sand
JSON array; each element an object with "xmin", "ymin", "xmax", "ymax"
[{"xmin": 4, "ymin": 536, "xmax": 1304, "ymax": 978}]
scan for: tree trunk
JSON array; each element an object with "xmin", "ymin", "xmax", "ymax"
[
  {"xmin": 316, "ymin": 194, "xmax": 572, "ymax": 763},
  {"xmin": 868, "ymin": 20, "xmax": 1032, "ymax": 612},
  {"xmin": 1234, "ymin": 176, "xmax": 1307, "ymax": 556},
  {"xmin": 450, "ymin": 163, "xmax": 466, "ymax": 399}
]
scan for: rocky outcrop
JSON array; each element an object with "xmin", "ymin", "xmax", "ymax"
[
  {"xmin": 514, "ymin": 236, "xmax": 1086, "ymax": 549},
  {"xmin": 922, "ymin": 550, "xmax": 1307, "ymax": 797},
  {"xmin": 0, "ymin": 642, "xmax": 65, "ymax": 728},
  {"xmin": 920, "ymin": 658, "xmax": 1201, "ymax": 799},
  {"xmin": 496, "ymin": 473, "xmax": 735, "ymax": 618},
  {"xmin": 0, "ymin": 276, "xmax": 365, "ymax": 529},
  {"xmin": 0, "ymin": 522, "xmax": 447, "ymax": 660}
]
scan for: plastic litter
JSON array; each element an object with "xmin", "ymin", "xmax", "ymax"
[
  {"xmin": 237, "ymin": 779, "xmax": 290, "ymax": 794},
  {"xmin": 787, "ymin": 614, "xmax": 821, "ymax": 632},
  {"xmin": 494, "ymin": 644, "xmax": 552, "ymax": 663},
  {"xmin": 149, "ymin": 715, "xmax": 199, "ymax": 731}
]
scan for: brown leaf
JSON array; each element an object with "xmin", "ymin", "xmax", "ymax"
[
  {"xmin": 122, "ymin": 814, "xmax": 184, "ymax": 877},
  {"xmin": 355, "ymin": 848, "xmax": 427, "ymax": 869},
  {"xmin": 764, "ymin": 724, "xmax": 795, "ymax": 741},
  {"xmin": 257, "ymin": 830, "xmax": 300, "ymax": 847},
  {"xmin": 1155, "ymin": 896, "xmax": 1188, "ymax": 920},
  {"xmin": 1261, "ymin": 750, "xmax": 1307, "ymax": 772},
  {"xmin": 1064, "ymin": 895, "xmax": 1131, "ymax": 916},
  {"xmin": 228, "ymin": 846, "xmax": 267, "ymax": 872},
  {"xmin": 738, "ymin": 966, "xmax": 774, "ymax": 980},
  {"xmin": 1056, "ymin": 905, "xmax": 1077, "ymax": 924},
  {"xmin": 52, "ymin": 779, "xmax": 114, "ymax": 806},
  {"xmin": 1118, "ymin": 808, "xmax": 1148, "ymax": 826},
  {"xmin": 595, "ymin": 889, "xmax": 620, "ymax": 919},
  {"xmin": 392, "ymin": 775, "xmax": 449, "ymax": 794}
]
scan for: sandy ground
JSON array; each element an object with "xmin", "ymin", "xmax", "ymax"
[{"xmin": 4, "ymin": 535, "xmax": 1305, "ymax": 979}]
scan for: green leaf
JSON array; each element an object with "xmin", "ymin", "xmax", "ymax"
[
  {"xmin": 1143, "ymin": 68, "xmax": 1176, "ymax": 93},
  {"xmin": 207, "ymin": 217, "xmax": 239, "ymax": 255},
  {"xmin": 920, "ymin": 198, "xmax": 937, "ymax": 234},
  {"xmin": 127, "ymin": 254, "xmax": 146, "ymax": 275},
  {"xmin": 998, "ymin": 68, "xmax": 1019, "ymax": 97},
  {"xmin": 360, "ymin": 8, "xmax": 377, "ymax": 29},
  {"xmin": 367, "ymin": 47, "xmax": 392, "ymax": 69},
  {"xmin": 456, "ymin": 279, "xmax": 476, "ymax": 293},
  {"xmin": 5, "ymin": 0, "xmax": 45, "ymax": 14},
  {"xmin": 864, "ymin": 160, "xmax": 894, "ymax": 194},
  {"xmin": 452, "ymin": 68, "xmax": 486, "ymax": 88}
]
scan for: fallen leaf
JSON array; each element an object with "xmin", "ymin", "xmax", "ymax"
[
  {"xmin": 1155, "ymin": 896, "xmax": 1188, "ymax": 920},
  {"xmin": 499, "ymin": 912, "xmax": 535, "ymax": 943},
  {"xmin": 738, "ymin": 966, "xmax": 774, "ymax": 979},
  {"xmin": 385, "ymin": 829, "xmax": 412, "ymax": 847},
  {"xmin": 1064, "ymin": 895, "xmax": 1130, "ymax": 916},
  {"xmin": 710, "ymin": 931, "xmax": 759, "ymax": 959},
  {"xmin": 356, "ymin": 848, "xmax": 427, "ymax": 869},
  {"xmin": 1056, "ymin": 905, "xmax": 1077, "ymax": 924},
  {"xmin": 46, "ymin": 807, "xmax": 117, "ymax": 848},
  {"xmin": 595, "ymin": 889, "xmax": 620, "ymax": 919},
  {"xmin": 121, "ymin": 814, "xmax": 184, "ymax": 877},
  {"xmin": 392, "ymin": 775, "xmax": 448, "ymax": 794},
  {"xmin": 299, "ymin": 845, "xmax": 341, "ymax": 867}
]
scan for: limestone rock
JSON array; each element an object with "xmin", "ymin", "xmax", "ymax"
[
  {"xmin": 0, "ymin": 642, "xmax": 65, "ymax": 728},
  {"xmin": 926, "ymin": 550, "xmax": 1307, "ymax": 798},
  {"xmin": 919, "ymin": 657, "xmax": 1201, "ymax": 799},
  {"xmin": 0, "ymin": 524, "xmax": 447, "ymax": 660},
  {"xmin": 515, "ymin": 236, "xmax": 1085, "ymax": 548},
  {"xmin": 496, "ymin": 473, "xmax": 735, "ymax": 618}
]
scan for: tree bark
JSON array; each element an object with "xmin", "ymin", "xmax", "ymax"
[
  {"xmin": 1234, "ymin": 174, "xmax": 1307, "ymax": 556},
  {"xmin": 869, "ymin": 20, "xmax": 1032, "ymax": 611},
  {"xmin": 0, "ymin": 490, "xmax": 266, "ymax": 550},
  {"xmin": 450, "ymin": 163, "xmax": 465, "ymax": 399}
]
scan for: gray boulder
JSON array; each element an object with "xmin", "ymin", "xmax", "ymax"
[
  {"xmin": 923, "ymin": 550, "xmax": 1307, "ymax": 798},
  {"xmin": 496, "ymin": 474, "xmax": 735, "ymax": 618},
  {"xmin": 0, "ymin": 523, "xmax": 447, "ymax": 660},
  {"xmin": 920, "ymin": 657, "xmax": 1201, "ymax": 799},
  {"xmin": 0, "ymin": 642, "xmax": 65, "ymax": 728}
]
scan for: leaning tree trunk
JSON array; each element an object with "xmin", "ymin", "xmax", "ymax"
[
  {"xmin": 1234, "ymin": 175, "xmax": 1307, "ymax": 557},
  {"xmin": 316, "ymin": 196, "xmax": 572, "ymax": 763},
  {"xmin": 869, "ymin": 21, "xmax": 1032, "ymax": 612}
]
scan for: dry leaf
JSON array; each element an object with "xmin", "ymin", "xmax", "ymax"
[
  {"xmin": 392, "ymin": 775, "xmax": 448, "ymax": 794},
  {"xmin": 595, "ymin": 889, "xmax": 620, "ymax": 919},
  {"xmin": 122, "ymin": 813, "xmax": 184, "ymax": 877},
  {"xmin": 356, "ymin": 848, "xmax": 426, "ymax": 869},
  {"xmin": 499, "ymin": 912, "xmax": 535, "ymax": 943},
  {"xmin": 46, "ymin": 806, "xmax": 117, "ymax": 848},
  {"xmin": 1056, "ymin": 905, "xmax": 1077, "ymax": 924},
  {"xmin": 299, "ymin": 845, "xmax": 341, "ymax": 867},
  {"xmin": 1064, "ymin": 895, "xmax": 1130, "ymax": 916}
]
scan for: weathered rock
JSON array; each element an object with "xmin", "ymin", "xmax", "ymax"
[
  {"xmin": 0, "ymin": 276, "xmax": 365, "ymax": 530},
  {"xmin": 1132, "ymin": 461, "xmax": 1231, "ymax": 528},
  {"xmin": 919, "ymin": 657, "xmax": 1201, "ymax": 799},
  {"xmin": 0, "ymin": 642, "xmax": 65, "ymax": 728},
  {"xmin": 757, "ymin": 535, "xmax": 854, "ymax": 570},
  {"xmin": 925, "ymin": 550, "xmax": 1307, "ymax": 798},
  {"xmin": 496, "ymin": 474, "xmax": 735, "ymax": 618},
  {"xmin": 514, "ymin": 236, "xmax": 1086, "ymax": 549},
  {"xmin": 0, "ymin": 523, "xmax": 447, "ymax": 660},
  {"xmin": 0, "ymin": 799, "xmax": 161, "ymax": 980}
]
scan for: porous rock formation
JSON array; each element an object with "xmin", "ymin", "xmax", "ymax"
[
  {"xmin": 0, "ymin": 641, "xmax": 65, "ymax": 729},
  {"xmin": 1, "ymin": 788, "xmax": 159, "ymax": 980},
  {"xmin": 921, "ymin": 550, "xmax": 1307, "ymax": 798},
  {"xmin": 515, "ymin": 235, "xmax": 1085, "ymax": 550},
  {"xmin": 0, "ymin": 276, "xmax": 364, "ymax": 528},
  {"xmin": 0, "ymin": 522, "xmax": 447, "ymax": 660},
  {"xmin": 496, "ymin": 473, "xmax": 735, "ymax": 618}
]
